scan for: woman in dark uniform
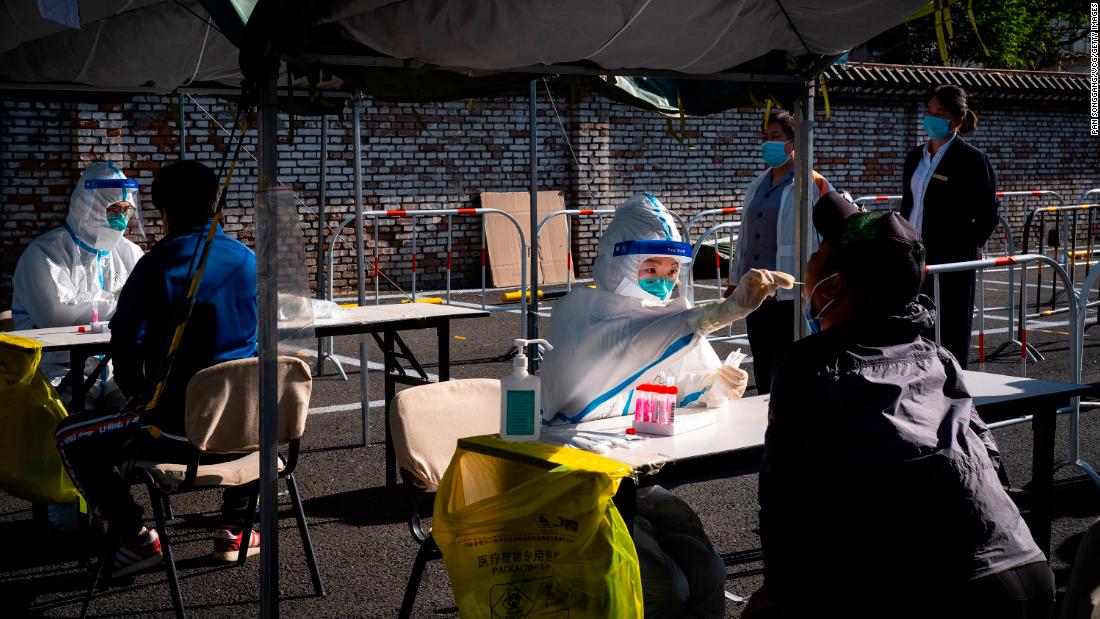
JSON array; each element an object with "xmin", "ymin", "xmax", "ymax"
[{"xmin": 901, "ymin": 85, "xmax": 999, "ymax": 369}]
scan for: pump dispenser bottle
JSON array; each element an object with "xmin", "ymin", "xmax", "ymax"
[{"xmin": 500, "ymin": 338, "xmax": 553, "ymax": 441}]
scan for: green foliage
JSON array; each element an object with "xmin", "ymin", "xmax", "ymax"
[{"xmin": 862, "ymin": 0, "xmax": 1089, "ymax": 69}]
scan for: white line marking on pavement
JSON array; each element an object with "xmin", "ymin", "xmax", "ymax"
[
  {"xmin": 297, "ymin": 349, "xmax": 440, "ymax": 381},
  {"xmin": 309, "ymin": 401, "xmax": 386, "ymax": 414}
]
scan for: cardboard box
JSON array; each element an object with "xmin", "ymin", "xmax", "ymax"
[{"xmin": 480, "ymin": 191, "xmax": 571, "ymax": 288}]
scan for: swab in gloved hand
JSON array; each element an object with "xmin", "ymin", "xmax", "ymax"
[
  {"xmin": 692, "ymin": 269, "xmax": 795, "ymax": 334},
  {"xmin": 704, "ymin": 349, "xmax": 749, "ymax": 407}
]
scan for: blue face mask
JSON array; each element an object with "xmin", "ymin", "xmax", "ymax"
[
  {"xmin": 760, "ymin": 140, "xmax": 791, "ymax": 168},
  {"xmin": 106, "ymin": 213, "xmax": 129, "ymax": 231},
  {"xmin": 639, "ymin": 277, "xmax": 676, "ymax": 300},
  {"xmin": 922, "ymin": 115, "xmax": 952, "ymax": 140},
  {"xmin": 802, "ymin": 273, "xmax": 838, "ymax": 335}
]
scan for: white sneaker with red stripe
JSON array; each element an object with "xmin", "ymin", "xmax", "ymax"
[
  {"xmin": 113, "ymin": 528, "xmax": 163, "ymax": 577},
  {"xmin": 211, "ymin": 528, "xmax": 261, "ymax": 562}
]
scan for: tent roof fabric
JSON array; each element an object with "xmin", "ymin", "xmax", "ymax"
[
  {"xmin": 305, "ymin": 0, "xmax": 924, "ymax": 76},
  {"xmin": 0, "ymin": 0, "xmax": 242, "ymax": 90},
  {"xmin": 2, "ymin": 0, "xmax": 927, "ymax": 96}
]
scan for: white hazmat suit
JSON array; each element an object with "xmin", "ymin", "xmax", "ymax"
[
  {"xmin": 12, "ymin": 162, "xmax": 144, "ymax": 389},
  {"xmin": 541, "ymin": 193, "xmax": 792, "ymax": 425}
]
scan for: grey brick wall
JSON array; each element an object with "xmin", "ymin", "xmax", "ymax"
[{"xmin": 2, "ymin": 86, "xmax": 1096, "ymax": 309}]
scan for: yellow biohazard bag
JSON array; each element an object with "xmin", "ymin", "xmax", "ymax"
[
  {"xmin": 0, "ymin": 334, "xmax": 79, "ymax": 504},
  {"xmin": 433, "ymin": 435, "xmax": 643, "ymax": 618}
]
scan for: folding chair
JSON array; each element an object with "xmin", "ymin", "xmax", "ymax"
[
  {"xmin": 85, "ymin": 356, "xmax": 325, "ymax": 618},
  {"xmin": 389, "ymin": 378, "xmax": 501, "ymax": 619}
]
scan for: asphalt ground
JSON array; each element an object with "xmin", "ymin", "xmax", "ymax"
[{"xmin": 4, "ymin": 263, "xmax": 1100, "ymax": 618}]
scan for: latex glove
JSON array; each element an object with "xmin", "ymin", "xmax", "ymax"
[
  {"xmin": 692, "ymin": 269, "xmax": 795, "ymax": 334},
  {"xmin": 704, "ymin": 366, "xmax": 748, "ymax": 406}
]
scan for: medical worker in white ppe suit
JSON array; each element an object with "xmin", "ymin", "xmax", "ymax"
[
  {"xmin": 542, "ymin": 192, "xmax": 793, "ymax": 425},
  {"xmin": 12, "ymin": 162, "xmax": 144, "ymax": 405},
  {"xmin": 540, "ymin": 193, "xmax": 793, "ymax": 618}
]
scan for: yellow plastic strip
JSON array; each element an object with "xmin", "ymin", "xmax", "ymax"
[
  {"xmin": 943, "ymin": 3, "xmax": 954, "ymax": 38},
  {"xmin": 763, "ymin": 98, "xmax": 773, "ymax": 129},
  {"xmin": 933, "ymin": 0, "xmax": 949, "ymax": 62},
  {"xmin": 968, "ymin": 0, "xmax": 990, "ymax": 56},
  {"xmin": 818, "ymin": 75, "xmax": 831, "ymax": 120}
]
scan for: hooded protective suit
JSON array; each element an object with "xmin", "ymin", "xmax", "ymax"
[
  {"xmin": 541, "ymin": 193, "xmax": 791, "ymax": 425},
  {"xmin": 11, "ymin": 162, "xmax": 144, "ymax": 389}
]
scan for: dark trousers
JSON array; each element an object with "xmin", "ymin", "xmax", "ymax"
[
  {"xmin": 957, "ymin": 560, "xmax": 1055, "ymax": 619},
  {"xmin": 922, "ymin": 271, "xmax": 976, "ymax": 369},
  {"xmin": 745, "ymin": 299, "xmax": 795, "ymax": 395},
  {"xmin": 56, "ymin": 410, "xmax": 256, "ymax": 541}
]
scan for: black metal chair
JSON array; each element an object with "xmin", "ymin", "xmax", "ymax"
[{"xmin": 81, "ymin": 357, "xmax": 324, "ymax": 619}]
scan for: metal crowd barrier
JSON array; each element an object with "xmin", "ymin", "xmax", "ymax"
[
  {"xmin": 1069, "ymin": 262, "xmax": 1100, "ymax": 488},
  {"xmin": 685, "ymin": 207, "xmax": 742, "ymax": 242},
  {"xmin": 1079, "ymin": 188, "xmax": 1100, "ymax": 207},
  {"xmin": 689, "ymin": 219, "xmax": 749, "ymax": 343},
  {"xmin": 324, "ymin": 207, "xmax": 530, "ymax": 340},
  {"xmin": 853, "ymin": 194, "xmax": 902, "ymax": 211},
  {"xmin": 1016, "ymin": 204, "xmax": 1100, "ymax": 362},
  {"xmin": 927, "ymin": 254, "xmax": 1077, "ymax": 377},
  {"xmin": 534, "ymin": 209, "xmax": 614, "ymax": 293},
  {"xmin": 932, "ymin": 252, "xmax": 1100, "ymax": 490}
]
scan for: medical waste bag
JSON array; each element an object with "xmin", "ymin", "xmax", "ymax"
[
  {"xmin": 433, "ymin": 435, "xmax": 643, "ymax": 618},
  {"xmin": 0, "ymin": 334, "xmax": 79, "ymax": 504}
]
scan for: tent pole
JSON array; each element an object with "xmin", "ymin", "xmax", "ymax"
[
  {"xmin": 318, "ymin": 115, "xmax": 329, "ymax": 302},
  {"xmin": 353, "ymin": 93, "xmax": 370, "ymax": 446},
  {"xmin": 354, "ymin": 95, "xmax": 366, "ymax": 307},
  {"xmin": 528, "ymin": 80, "xmax": 539, "ymax": 367},
  {"xmin": 315, "ymin": 116, "xmax": 329, "ymax": 374},
  {"xmin": 792, "ymin": 83, "xmax": 815, "ymax": 341},
  {"xmin": 177, "ymin": 93, "xmax": 186, "ymax": 160},
  {"xmin": 257, "ymin": 75, "xmax": 281, "ymax": 619}
]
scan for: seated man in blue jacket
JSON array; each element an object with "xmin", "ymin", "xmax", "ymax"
[
  {"xmin": 57, "ymin": 161, "xmax": 260, "ymax": 576},
  {"xmin": 744, "ymin": 193, "xmax": 1052, "ymax": 619}
]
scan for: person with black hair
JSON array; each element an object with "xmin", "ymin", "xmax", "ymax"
[
  {"xmin": 726, "ymin": 110, "xmax": 833, "ymax": 394},
  {"xmin": 55, "ymin": 160, "xmax": 261, "ymax": 576},
  {"xmin": 902, "ymin": 84, "xmax": 1000, "ymax": 368},
  {"xmin": 743, "ymin": 192, "xmax": 1052, "ymax": 619}
]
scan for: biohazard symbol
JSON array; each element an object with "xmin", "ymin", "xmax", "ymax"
[{"xmin": 490, "ymin": 583, "xmax": 535, "ymax": 617}]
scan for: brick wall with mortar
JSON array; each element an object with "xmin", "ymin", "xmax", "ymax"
[{"xmin": 2, "ymin": 86, "xmax": 1096, "ymax": 310}]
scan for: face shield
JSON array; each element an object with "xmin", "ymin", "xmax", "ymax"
[
  {"xmin": 611, "ymin": 239, "xmax": 693, "ymax": 301},
  {"xmin": 66, "ymin": 163, "xmax": 145, "ymax": 251},
  {"xmin": 593, "ymin": 193, "xmax": 695, "ymax": 304}
]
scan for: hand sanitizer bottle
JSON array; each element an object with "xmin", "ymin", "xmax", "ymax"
[{"xmin": 500, "ymin": 338, "xmax": 553, "ymax": 442}]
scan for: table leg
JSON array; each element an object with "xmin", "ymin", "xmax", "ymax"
[
  {"xmin": 68, "ymin": 350, "xmax": 90, "ymax": 412},
  {"xmin": 359, "ymin": 336, "xmax": 370, "ymax": 447},
  {"xmin": 1030, "ymin": 404, "xmax": 1056, "ymax": 556},
  {"xmin": 437, "ymin": 320, "xmax": 450, "ymax": 382},
  {"xmin": 385, "ymin": 329, "xmax": 397, "ymax": 488},
  {"xmin": 613, "ymin": 477, "xmax": 637, "ymax": 536}
]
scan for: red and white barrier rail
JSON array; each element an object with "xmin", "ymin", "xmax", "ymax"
[{"xmin": 326, "ymin": 207, "xmax": 530, "ymax": 340}]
